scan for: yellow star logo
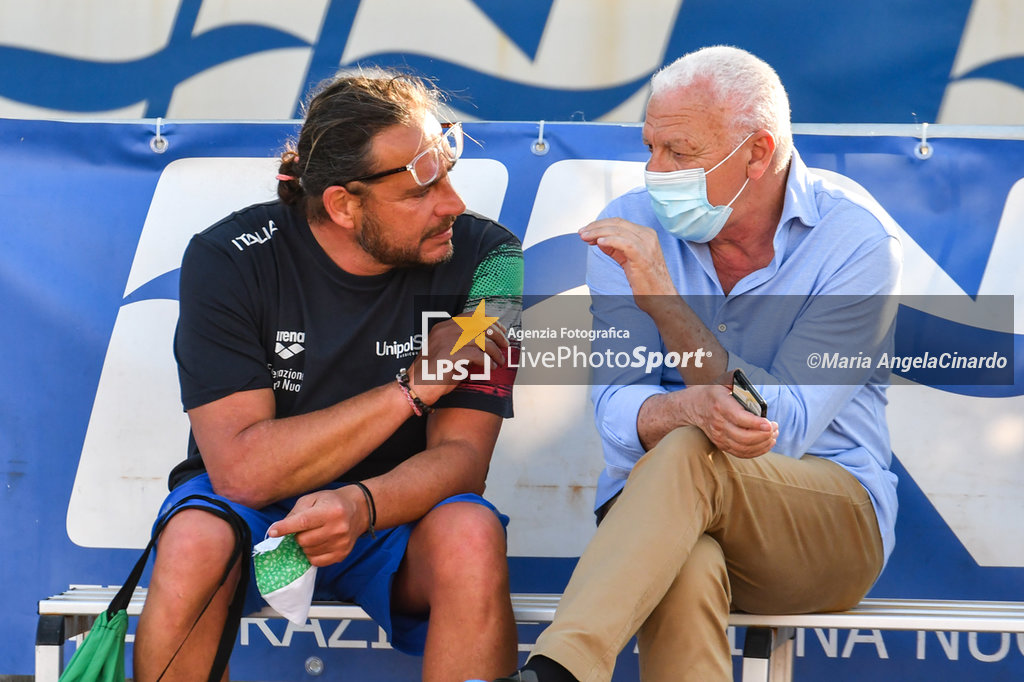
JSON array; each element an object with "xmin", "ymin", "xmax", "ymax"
[{"xmin": 450, "ymin": 300, "xmax": 499, "ymax": 354}]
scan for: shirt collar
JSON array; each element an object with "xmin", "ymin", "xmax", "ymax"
[
  {"xmin": 714, "ymin": 148, "xmax": 816, "ymax": 295},
  {"xmin": 778, "ymin": 147, "xmax": 822, "ymax": 229},
  {"xmin": 682, "ymin": 147, "xmax": 820, "ymax": 295}
]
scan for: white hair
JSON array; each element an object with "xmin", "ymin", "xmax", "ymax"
[{"xmin": 651, "ymin": 45, "xmax": 793, "ymax": 172}]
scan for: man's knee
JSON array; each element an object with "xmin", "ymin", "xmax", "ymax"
[
  {"xmin": 142, "ymin": 508, "xmax": 242, "ymax": 635},
  {"xmin": 660, "ymin": 425, "xmax": 715, "ymax": 455},
  {"xmin": 153, "ymin": 509, "xmax": 240, "ymax": 580},
  {"xmin": 417, "ymin": 503, "xmax": 508, "ymax": 588},
  {"xmin": 633, "ymin": 426, "xmax": 719, "ymax": 483}
]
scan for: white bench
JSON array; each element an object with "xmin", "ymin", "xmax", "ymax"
[{"xmin": 37, "ymin": 586, "xmax": 1024, "ymax": 681}]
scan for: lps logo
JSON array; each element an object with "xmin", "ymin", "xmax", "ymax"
[{"xmin": 419, "ymin": 300, "xmax": 497, "ymax": 381}]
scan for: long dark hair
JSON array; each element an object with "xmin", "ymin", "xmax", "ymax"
[{"xmin": 277, "ymin": 68, "xmax": 443, "ymax": 223}]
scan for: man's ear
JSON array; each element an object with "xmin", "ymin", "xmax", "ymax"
[
  {"xmin": 322, "ymin": 185, "xmax": 361, "ymax": 229},
  {"xmin": 747, "ymin": 129, "xmax": 778, "ymax": 180}
]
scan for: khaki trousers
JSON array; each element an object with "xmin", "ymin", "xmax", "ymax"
[{"xmin": 532, "ymin": 426, "xmax": 884, "ymax": 682}]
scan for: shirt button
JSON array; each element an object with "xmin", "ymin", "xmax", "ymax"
[{"xmin": 717, "ymin": 323, "xmax": 728, "ymax": 332}]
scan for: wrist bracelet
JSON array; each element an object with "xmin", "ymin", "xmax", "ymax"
[
  {"xmin": 396, "ymin": 367, "xmax": 434, "ymax": 417},
  {"xmin": 351, "ymin": 481, "xmax": 377, "ymax": 538},
  {"xmin": 398, "ymin": 380, "xmax": 422, "ymax": 416}
]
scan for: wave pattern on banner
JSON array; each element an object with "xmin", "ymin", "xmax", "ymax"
[
  {"xmin": 5, "ymin": 0, "xmax": 1024, "ymax": 124},
  {"xmin": 0, "ymin": 27, "xmax": 310, "ymax": 114}
]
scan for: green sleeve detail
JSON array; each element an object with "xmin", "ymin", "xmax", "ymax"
[{"xmin": 467, "ymin": 241, "xmax": 524, "ymax": 302}]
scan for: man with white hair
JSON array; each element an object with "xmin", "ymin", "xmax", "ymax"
[{"xmin": 494, "ymin": 45, "xmax": 901, "ymax": 681}]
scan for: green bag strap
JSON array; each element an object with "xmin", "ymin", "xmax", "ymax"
[{"xmin": 111, "ymin": 493, "xmax": 251, "ymax": 682}]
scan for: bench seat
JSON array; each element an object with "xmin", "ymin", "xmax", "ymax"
[{"xmin": 38, "ymin": 586, "xmax": 1024, "ymax": 682}]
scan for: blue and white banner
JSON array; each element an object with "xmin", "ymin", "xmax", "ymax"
[
  {"xmin": 3, "ymin": 118, "xmax": 1023, "ymax": 680},
  {"xmin": 1, "ymin": 0, "xmax": 1023, "ymax": 126}
]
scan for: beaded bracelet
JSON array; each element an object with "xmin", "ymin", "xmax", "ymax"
[
  {"xmin": 396, "ymin": 367, "xmax": 434, "ymax": 417},
  {"xmin": 398, "ymin": 381, "xmax": 422, "ymax": 416},
  {"xmin": 350, "ymin": 481, "xmax": 377, "ymax": 538}
]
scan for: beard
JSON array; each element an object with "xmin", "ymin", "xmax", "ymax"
[{"xmin": 356, "ymin": 211, "xmax": 455, "ymax": 268}]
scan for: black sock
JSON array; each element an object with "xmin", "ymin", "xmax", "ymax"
[{"xmin": 523, "ymin": 655, "xmax": 578, "ymax": 682}]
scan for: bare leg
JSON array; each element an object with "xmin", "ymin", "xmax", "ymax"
[
  {"xmin": 392, "ymin": 502, "xmax": 517, "ymax": 682},
  {"xmin": 134, "ymin": 509, "xmax": 239, "ymax": 682}
]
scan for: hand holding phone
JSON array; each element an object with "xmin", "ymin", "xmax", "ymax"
[{"xmin": 731, "ymin": 368, "xmax": 767, "ymax": 418}]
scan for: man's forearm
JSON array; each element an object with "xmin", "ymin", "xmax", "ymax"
[
  {"xmin": 636, "ymin": 390, "xmax": 695, "ymax": 451},
  {"xmin": 358, "ymin": 407, "xmax": 501, "ymax": 529},
  {"xmin": 640, "ymin": 295, "xmax": 728, "ymax": 386},
  {"xmin": 197, "ymin": 380, "xmax": 416, "ymax": 508},
  {"xmin": 365, "ymin": 441, "xmax": 491, "ymax": 529},
  {"xmin": 632, "ymin": 296, "xmax": 730, "ymax": 451},
  {"xmin": 637, "ymin": 382, "xmax": 778, "ymax": 459}
]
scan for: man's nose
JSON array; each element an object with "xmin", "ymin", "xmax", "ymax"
[
  {"xmin": 435, "ymin": 174, "xmax": 466, "ymax": 216},
  {"xmin": 646, "ymin": 148, "xmax": 674, "ymax": 173}
]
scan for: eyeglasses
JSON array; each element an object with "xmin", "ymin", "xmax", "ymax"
[{"xmin": 344, "ymin": 122, "xmax": 464, "ymax": 188}]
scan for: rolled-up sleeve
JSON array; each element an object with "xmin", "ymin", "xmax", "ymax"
[
  {"xmin": 586, "ymin": 228, "xmax": 669, "ymax": 475},
  {"xmin": 592, "ymin": 382, "xmax": 667, "ymax": 476}
]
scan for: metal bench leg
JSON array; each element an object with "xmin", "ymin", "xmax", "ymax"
[
  {"xmin": 741, "ymin": 626, "xmax": 795, "ymax": 682},
  {"xmin": 35, "ymin": 615, "xmax": 66, "ymax": 682},
  {"xmin": 769, "ymin": 628, "xmax": 795, "ymax": 682}
]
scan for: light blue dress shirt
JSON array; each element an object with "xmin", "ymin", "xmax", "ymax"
[{"xmin": 587, "ymin": 150, "xmax": 903, "ymax": 564}]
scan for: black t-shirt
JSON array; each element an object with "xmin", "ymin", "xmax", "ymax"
[{"xmin": 169, "ymin": 200, "xmax": 522, "ymax": 490}]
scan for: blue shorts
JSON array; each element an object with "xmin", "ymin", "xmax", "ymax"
[{"xmin": 156, "ymin": 474, "xmax": 509, "ymax": 655}]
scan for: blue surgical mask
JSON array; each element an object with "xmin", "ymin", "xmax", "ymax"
[{"xmin": 645, "ymin": 132, "xmax": 755, "ymax": 243}]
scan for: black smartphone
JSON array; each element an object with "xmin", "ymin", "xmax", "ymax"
[{"xmin": 731, "ymin": 368, "xmax": 767, "ymax": 418}]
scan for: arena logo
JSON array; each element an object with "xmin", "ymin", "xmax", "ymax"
[{"xmin": 275, "ymin": 329, "xmax": 305, "ymax": 359}]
